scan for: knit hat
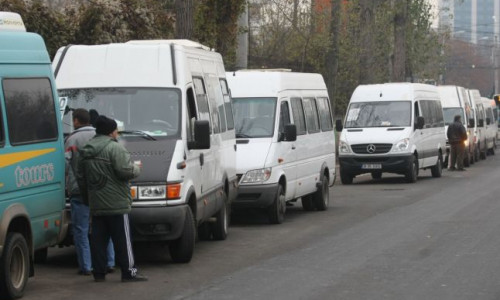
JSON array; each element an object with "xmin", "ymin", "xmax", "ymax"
[{"xmin": 95, "ymin": 115, "xmax": 117, "ymax": 135}]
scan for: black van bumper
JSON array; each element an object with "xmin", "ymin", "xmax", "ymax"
[
  {"xmin": 233, "ymin": 183, "xmax": 279, "ymax": 209},
  {"xmin": 339, "ymin": 154, "xmax": 412, "ymax": 176},
  {"xmin": 129, "ymin": 204, "xmax": 188, "ymax": 241}
]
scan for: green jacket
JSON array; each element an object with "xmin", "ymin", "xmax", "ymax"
[{"xmin": 77, "ymin": 135, "xmax": 140, "ymax": 216}]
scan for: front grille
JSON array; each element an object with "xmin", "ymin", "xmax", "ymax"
[{"xmin": 351, "ymin": 143, "xmax": 392, "ymax": 154}]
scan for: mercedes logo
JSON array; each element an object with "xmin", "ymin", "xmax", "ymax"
[{"xmin": 366, "ymin": 144, "xmax": 376, "ymax": 154}]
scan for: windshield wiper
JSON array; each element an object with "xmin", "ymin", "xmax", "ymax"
[
  {"xmin": 119, "ymin": 130, "xmax": 156, "ymax": 141},
  {"xmin": 236, "ymin": 133, "xmax": 253, "ymax": 138}
]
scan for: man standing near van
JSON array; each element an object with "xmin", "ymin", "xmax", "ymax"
[
  {"xmin": 447, "ymin": 115, "xmax": 468, "ymax": 171},
  {"xmin": 77, "ymin": 115, "xmax": 147, "ymax": 282},
  {"xmin": 65, "ymin": 109, "xmax": 115, "ymax": 275}
]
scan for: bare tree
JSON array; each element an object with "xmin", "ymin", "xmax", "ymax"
[
  {"xmin": 325, "ymin": 0, "xmax": 341, "ymax": 112},
  {"xmin": 175, "ymin": 0, "xmax": 194, "ymax": 39},
  {"xmin": 359, "ymin": 0, "xmax": 376, "ymax": 84},
  {"xmin": 391, "ymin": 0, "xmax": 408, "ymax": 82}
]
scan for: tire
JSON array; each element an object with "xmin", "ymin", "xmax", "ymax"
[
  {"xmin": 197, "ymin": 223, "xmax": 211, "ymax": 241},
  {"xmin": 371, "ymin": 172, "xmax": 382, "ymax": 180},
  {"xmin": 405, "ymin": 155, "xmax": 418, "ymax": 183},
  {"xmin": 313, "ymin": 175, "xmax": 329, "ymax": 211},
  {"xmin": 480, "ymin": 148, "xmax": 487, "ymax": 160},
  {"xmin": 34, "ymin": 248, "xmax": 48, "ymax": 264},
  {"xmin": 0, "ymin": 233, "xmax": 29, "ymax": 300},
  {"xmin": 340, "ymin": 169, "xmax": 353, "ymax": 185},
  {"xmin": 431, "ymin": 154, "xmax": 442, "ymax": 178},
  {"xmin": 443, "ymin": 154, "xmax": 449, "ymax": 169},
  {"xmin": 463, "ymin": 153, "xmax": 470, "ymax": 167},
  {"xmin": 301, "ymin": 195, "xmax": 315, "ymax": 211},
  {"xmin": 211, "ymin": 191, "xmax": 229, "ymax": 241},
  {"xmin": 169, "ymin": 208, "xmax": 195, "ymax": 263},
  {"xmin": 268, "ymin": 184, "xmax": 285, "ymax": 224},
  {"xmin": 474, "ymin": 146, "xmax": 480, "ymax": 162}
]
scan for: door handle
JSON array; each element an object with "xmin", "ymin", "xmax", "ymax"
[
  {"xmin": 292, "ymin": 145, "xmax": 296, "ymax": 150},
  {"xmin": 199, "ymin": 153, "xmax": 204, "ymax": 166}
]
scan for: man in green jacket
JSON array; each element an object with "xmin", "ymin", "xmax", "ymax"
[{"xmin": 77, "ymin": 115, "xmax": 147, "ymax": 282}]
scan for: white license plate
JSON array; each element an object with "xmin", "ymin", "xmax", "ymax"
[{"xmin": 362, "ymin": 163, "xmax": 382, "ymax": 169}]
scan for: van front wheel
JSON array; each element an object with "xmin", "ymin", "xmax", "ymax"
[
  {"xmin": 169, "ymin": 208, "xmax": 195, "ymax": 263},
  {"xmin": 405, "ymin": 156, "xmax": 418, "ymax": 183},
  {"xmin": 268, "ymin": 185, "xmax": 285, "ymax": 224},
  {"xmin": 0, "ymin": 232, "xmax": 29, "ymax": 300}
]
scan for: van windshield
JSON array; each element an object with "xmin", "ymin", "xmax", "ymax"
[
  {"xmin": 443, "ymin": 107, "xmax": 465, "ymax": 126},
  {"xmin": 345, "ymin": 101, "xmax": 411, "ymax": 128},
  {"xmin": 233, "ymin": 97, "xmax": 277, "ymax": 138},
  {"xmin": 59, "ymin": 88, "xmax": 180, "ymax": 138}
]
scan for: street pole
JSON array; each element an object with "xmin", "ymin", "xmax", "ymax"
[{"xmin": 495, "ymin": 36, "xmax": 499, "ymax": 94}]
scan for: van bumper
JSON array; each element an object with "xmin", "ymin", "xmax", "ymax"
[
  {"xmin": 339, "ymin": 154, "xmax": 412, "ymax": 176},
  {"xmin": 233, "ymin": 183, "xmax": 279, "ymax": 209},
  {"xmin": 129, "ymin": 204, "xmax": 188, "ymax": 241}
]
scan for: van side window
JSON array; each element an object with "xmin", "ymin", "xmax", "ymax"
[
  {"xmin": 291, "ymin": 98, "xmax": 307, "ymax": 135},
  {"xmin": 220, "ymin": 79, "xmax": 235, "ymax": 130},
  {"xmin": 434, "ymin": 100, "xmax": 444, "ymax": 127},
  {"xmin": 193, "ymin": 77, "xmax": 211, "ymax": 131},
  {"xmin": 204, "ymin": 77, "xmax": 220, "ymax": 134},
  {"xmin": 186, "ymin": 87, "xmax": 197, "ymax": 142},
  {"xmin": 0, "ymin": 105, "xmax": 4, "ymax": 148},
  {"xmin": 279, "ymin": 101, "xmax": 291, "ymax": 134},
  {"xmin": 317, "ymin": 97, "xmax": 333, "ymax": 131},
  {"xmin": 303, "ymin": 98, "xmax": 320, "ymax": 133},
  {"xmin": 3, "ymin": 78, "xmax": 58, "ymax": 145},
  {"xmin": 414, "ymin": 101, "xmax": 420, "ymax": 126}
]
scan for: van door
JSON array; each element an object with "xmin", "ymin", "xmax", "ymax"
[
  {"xmin": 277, "ymin": 100, "xmax": 296, "ymax": 200},
  {"xmin": 413, "ymin": 101, "xmax": 427, "ymax": 168}
]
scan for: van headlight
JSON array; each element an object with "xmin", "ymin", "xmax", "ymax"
[
  {"xmin": 241, "ymin": 168, "xmax": 272, "ymax": 183},
  {"xmin": 339, "ymin": 141, "xmax": 351, "ymax": 154},
  {"xmin": 391, "ymin": 138, "xmax": 410, "ymax": 152},
  {"xmin": 138, "ymin": 185, "xmax": 167, "ymax": 200}
]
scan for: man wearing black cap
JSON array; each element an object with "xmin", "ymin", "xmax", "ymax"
[
  {"xmin": 77, "ymin": 115, "xmax": 147, "ymax": 282},
  {"xmin": 447, "ymin": 114, "xmax": 468, "ymax": 171}
]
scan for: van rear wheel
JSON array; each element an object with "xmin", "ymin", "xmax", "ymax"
[
  {"xmin": 313, "ymin": 176, "xmax": 329, "ymax": 211},
  {"xmin": 431, "ymin": 154, "xmax": 443, "ymax": 178},
  {"xmin": 340, "ymin": 169, "xmax": 353, "ymax": 185},
  {"xmin": 169, "ymin": 208, "xmax": 195, "ymax": 263},
  {"xmin": 0, "ymin": 233, "xmax": 29, "ymax": 300},
  {"xmin": 211, "ymin": 191, "xmax": 229, "ymax": 241},
  {"xmin": 268, "ymin": 184, "xmax": 285, "ymax": 224},
  {"xmin": 301, "ymin": 195, "xmax": 315, "ymax": 211}
]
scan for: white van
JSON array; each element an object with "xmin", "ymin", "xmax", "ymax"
[
  {"xmin": 437, "ymin": 85, "xmax": 475, "ymax": 167},
  {"xmin": 481, "ymin": 97, "xmax": 496, "ymax": 155},
  {"xmin": 336, "ymin": 83, "xmax": 446, "ymax": 184},
  {"xmin": 467, "ymin": 89, "xmax": 485, "ymax": 160},
  {"xmin": 227, "ymin": 70, "xmax": 336, "ymax": 224},
  {"xmin": 53, "ymin": 40, "xmax": 238, "ymax": 263}
]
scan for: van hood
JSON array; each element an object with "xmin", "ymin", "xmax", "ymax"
[
  {"xmin": 343, "ymin": 127, "xmax": 411, "ymax": 145},
  {"xmin": 236, "ymin": 138, "xmax": 272, "ymax": 174},
  {"xmin": 119, "ymin": 138, "xmax": 177, "ymax": 183}
]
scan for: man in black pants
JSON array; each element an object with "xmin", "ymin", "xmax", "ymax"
[
  {"xmin": 447, "ymin": 115, "xmax": 468, "ymax": 171},
  {"xmin": 78, "ymin": 115, "xmax": 147, "ymax": 282}
]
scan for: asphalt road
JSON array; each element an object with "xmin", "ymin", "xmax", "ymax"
[{"xmin": 25, "ymin": 152, "xmax": 500, "ymax": 300}]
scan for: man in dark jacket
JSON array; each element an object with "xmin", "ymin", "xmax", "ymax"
[
  {"xmin": 77, "ymin": 115, "xmax": 147, "ymax": 282},
  {"xmin": 65, "ymin": 109, "xmax": 115, "ymax": 276},
  {"xmin": 447, "ymin": 115, "xmax": 468, "ymax": 171}
]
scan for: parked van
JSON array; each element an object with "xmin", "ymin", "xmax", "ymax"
[
  {"xmin": 481, "ymin": 97, "xmax": 496, "ymax": 155},
  {"xmin": 53, "ymin": 40, "xmax": 238, "ymax": 263},
  {"xmin": 227, "ymin": 70, "xmax": 336, "ymax": 224},
  {"xmin": 336, "ymin": 83, "xmax": 446, "ymax": 184},
  {"xmin": 467, "ymin": 89, "xmax": 485, "ymax": 160},
  {"xmin": 0, "ymin": 12, "xmax": 67, "ymax": 299},
  {"xmin": 437, "ymin": 85, "xmax": 475, "ymax": 167}
]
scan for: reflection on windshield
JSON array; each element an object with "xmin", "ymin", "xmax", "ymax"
[
  {"xmin": 233, "ymin": 97, "xmax": 277, "ymax": 138},
  {"xmin": 59, "ymin": 88, "xmax": 180, "ymax": 138},
  {"xmin": 443, "ymin": 107, "xmax": 464, "ymax": 126},
  {"xmin": 345, "ymin": 101, "xmax": 411, "ymax": 128}
]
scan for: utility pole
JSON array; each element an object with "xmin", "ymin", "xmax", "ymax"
[{"xmin": 495, "ymin": 35, "xmax": 499, "ymax": 94}]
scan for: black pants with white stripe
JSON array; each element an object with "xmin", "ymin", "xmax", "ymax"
[{"xmin": 90, "ymin": 214, "xmax": 137, "ymax": 279}]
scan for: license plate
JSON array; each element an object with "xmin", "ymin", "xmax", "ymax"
[{"xmin": 362, "ymin": 163, "xmax": 382, "ymax": 169}]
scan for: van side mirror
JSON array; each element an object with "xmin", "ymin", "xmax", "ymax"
[
  {"xmin": 486, "ymin": 117, "xmax": 491, "ymax": 125},
  {"xmin": 283, "ymin": 124, "xmax": 297, "ymax": 142},
  {"xmin": 335, "ymin": 119, "xmax": 343, "ymax": 132},
  {"xmin": 59, "ymin": 97, "xmax": 68, "ymax": 117},
  {"xmin": 478, "ymin": 119, "xmax": 484, "ymax": 127},
  {"xmin": 469, "ymin": 118, "xmax": 475, "ymax": 127},
  {"xmin": 415, "ymin": 116, "xmax": 425, "ymax": 130},
  {"xmin": 188, "ymin": 120, "xmax": 210, "ymax": 150}
]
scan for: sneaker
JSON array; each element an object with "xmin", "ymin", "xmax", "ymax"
[
  {"xmin": 106, "ymin": 266, "xmax": 115, "ymax": 274},
  {"xmin": 457, "ymin": 168, "xmax": 466, "ymax": 171},
  {"xmin": 78, "ymin": 270, "xmax": 92, "ymax": 276},
  {"xmin": 122, "ymin": 274, "xmax": 148, "ymax": 282}
]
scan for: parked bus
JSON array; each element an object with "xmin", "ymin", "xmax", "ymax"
[{"xmin": 0, "ymin": 12, "xmax": 67, "ymax": 299}]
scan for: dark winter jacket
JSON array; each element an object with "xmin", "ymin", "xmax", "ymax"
[
  {"xmin": 77, "ymin": 134, "xmax": 140, "ymax": 216},
  {"xmin": 65, "ymin": 126, "xmax": 95, "ymax": 196},
  {"xmin": 447, "ymin": 120, "xmax": 467, "ymax": 145}
]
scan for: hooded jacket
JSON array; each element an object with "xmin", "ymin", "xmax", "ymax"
[
  {"xmin": 447, "ymin": 118, "xmax": 467, "ymax": 145},
  {"xmin": 77, "ymin": 134, "xmax": 140, "ymax": 216},
  {"xmin": 65, "ymin": 126, "xmax": 95, "ymax": 196}
]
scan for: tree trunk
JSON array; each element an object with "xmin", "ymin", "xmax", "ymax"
[
  {"xmin": 175, "ymin": 0, "xmax": 194, "ymax": 39},
  {"xmin": 359, "ymin": 0, "xmax": 375, "ymax": 84},
  {"xmin": 325, "ymin": 0, "xmax": 341, "ymax": 114},
  {"xmin": 392, "ymin": 0, "xmax": 408, "ymax": 82}
]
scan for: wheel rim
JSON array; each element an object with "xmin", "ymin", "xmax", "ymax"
[
  {"xmin": 279, "ymin": 192, "xmax": 286, "ymax": 217},
  {"xmin": 10, "ymin": 244, "xmax": 26, "ymax": 290},
  {"xmin": 323, "ymin": 179, "xmax": 329, "ymax": 207}
]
